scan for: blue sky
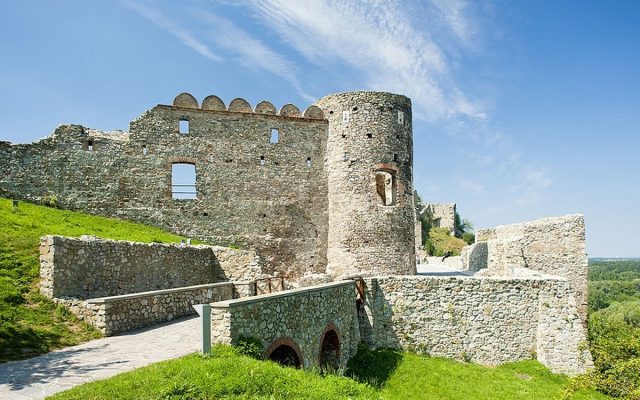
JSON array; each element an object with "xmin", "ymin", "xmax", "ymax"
[{"xmin": 1, "ymin": 1, "xmax": 638, "ymax": 257}]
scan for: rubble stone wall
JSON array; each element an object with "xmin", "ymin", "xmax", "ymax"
[
  {"xmin": 39, "ymin": 235, "xmax": 254, "ymax": 299},
  {"xmin": 65, "ymin": 282, "xmax": 236, "ymax": 335},
  {"xmin": 475, "ymin": 215, "xmax": 589, "ymax": 320},
  {"xmin": 210, "ymin": 281, "xmax": 359, "ymax": 369},
  {"xmin": 316, "ymin": 91, "xmax": 416, "ymax": 278},
  {"xmin": 2, "ymin": 95, "xmax": 329, "ymax": 280},
  {"xmin": 361, "ymin": 275, "xmax": 592, "ymax": 376}
]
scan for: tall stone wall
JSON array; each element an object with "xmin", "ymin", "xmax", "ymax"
[
  {"xmin": 316, "ymin": 91, "xmax": 416, "ymax": 278},
  {"xmin": 475, "ymin": 215, "xmax": 589, "ymax": 320},
  {"xmin": 1, "ymin": 94, "xmax": 329, "ymax": 281},
  {"xmin": 39, "ymin": 235, "xmax": 253, "ymax": 299},
  {"xmin": 210, "ymin": 281, "xmax": 359, "ymax": 369},
  {"xmin": 361, "ymin": 275, "xmax": 592, "ymax": 376}
]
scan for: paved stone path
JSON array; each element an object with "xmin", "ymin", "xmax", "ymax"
[{"xmin": 0, "ymin": 316, "xmax": 200, "ymax": 400}]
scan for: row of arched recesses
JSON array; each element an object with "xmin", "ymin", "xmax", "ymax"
[
  {"xmin": 264, "ymin": 324, "xmax": 341, "ymax": 370},
  {"xmin": 172, "ymin": 92, "xmax": 325, "ymax": 119}
]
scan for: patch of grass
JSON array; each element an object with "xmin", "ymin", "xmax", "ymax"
[
  {"xmin": 0, "ymin": 197, "xmax": 192, "ymax": 362},
  {"xmin": 426, "ymin": 227, "xmax": 468, "ymax": 256},
  {"xmin": 348, "ymin": 347, "xmax": 609, "ymax": 400},
  {"xmin": 49, "ymin": 345, "xmax": 379, "ymax": 400},
  {"xmin": 50, "ymin": 345, "xmax": 610, "ymax": 400}
]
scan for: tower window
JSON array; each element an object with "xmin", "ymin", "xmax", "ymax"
[
  {"xmin": 367, "ymin": 132, "xmax": 372, "ymax": 139},
  {"xmin": 171, "ymin": 163, "xmax": 196, "ymax": 199},
  {"xmin": 260, "ymin": 156, "xmax": 265, "ymax": 166},
  {"xmin": 306, "ymin": 157, "xmax": 312, "ymax": 167},
  {"xmin": 143, "ymin": 145, "xmax": 148, "ymax": 155},
  {"xmin": 179, "ymin": 119, "xmax": 189, "ymax": 134},
  {"xmin": 397, "ymin": 110, "xmax": 404, "ymax": 125},
  {"xmin": 87, "ymin": 140, "xmax": 94, "ymax": 151},
  {"xmin": 342, "ymin": 111, "xmax": 350, "ymax": 123},
  {"xmin": 270, "ymin": 128, "xmax": 279, "ymax": 144},
  {"xmin": 375, "ymin": 170, "xmax": 396, "ymax": 206}
]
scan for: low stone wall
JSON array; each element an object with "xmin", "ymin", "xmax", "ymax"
[
  {"xmin": 361, "ymin": 275, "xmax": 592, "ymax": 376},
  {"xmin": 40, "ymin": 235, "xmax": 260, "ymax": 299},
  {"xmin": 211, "ymin": 281, "xmax": 359, "ymax": 369},
  {"xmin": 57, "ymin": 282, "xmax": 237, "ymax": 335},
  {"xmin": 460, "ymin": 242, "xmax": 488, "ymax": 272}
]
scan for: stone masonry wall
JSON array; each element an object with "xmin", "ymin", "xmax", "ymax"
[
  {"xmin": 39, "ymin": 235, "xmax": 251, "ymax": 299},
  {"xmin": 316, "ymin": 91, "xmax": 416, "ymax": 278},
  {"xmin": 62, "ymin": 282, "xmax": 236, "ymax": 336},
  {"xmin": 361, "ymin": 275, "xmax": 592, "ymax": 376},
  {"xmin": 2, "ymin": 93, "xmax": 329, "ymax": 281},
  {"xmin": 475, "ymin": 215, "xmax": 589, "ymax": 321},
  {"xmin": 423, "ymin": 203, "xmax": 456, "ymax": 234},
  {"xmin": 211, "ymin": 281, "xmax": 359, "ymax": 369}
]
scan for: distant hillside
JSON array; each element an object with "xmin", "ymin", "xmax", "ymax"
[{"xmin": 0, "ymin": 198, "xmax": 191, "ymax": 362}]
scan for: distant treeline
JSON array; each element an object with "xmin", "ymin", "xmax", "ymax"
[
  {"xmin": 589, "ymin": 259, "xmax": 640, "ymax": 281},
  {"xmin": 587, "ymin": 258, "xmax": 640, "ymax": 398}
]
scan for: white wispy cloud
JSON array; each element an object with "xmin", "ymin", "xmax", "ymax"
[
  {"xmin": 244, "ymin": 0, "xmax": 486, "ymax": 121},
  {"xmin": 121, "ymin": 1, "xmax": 223, "ymax": 63},
  {"xmin": 121, "ymin": 0, "xmax": 313, "ymax": 101}
]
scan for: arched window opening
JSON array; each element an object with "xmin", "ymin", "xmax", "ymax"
[
  {"xmin": 375, "ymin": 170, "xmax": 396, "ymax": 206},
  {"xmin": 171, "ymin": 163, "xmax": 196, "ymax": 199},
  {"xmin": 319, "ymin": 330, "xmax": 340, "ymax": 371},
  {"xmin": 269, "ymin": 345, "xmax": 301, "ymax": 368}
]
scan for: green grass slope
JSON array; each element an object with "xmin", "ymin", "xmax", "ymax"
[
  {"xmin": 50, "ymin": 345, "xmax": 609, "ymax": 400},
  {"xmin": 0, "ymin": 197, "xmax": 190, "ymax": 362},
  {"xmin": 426, "ymin": 227, "xmax": 468, "ymax": 256}
]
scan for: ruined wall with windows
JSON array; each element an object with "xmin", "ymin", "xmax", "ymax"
[
  {"xmin": 0, "ymin": 93, "xmax": 329, "ymax": 280},
  {"xmin": 0, "ymin": 91, "xmax": 418, "ymax": 281}
]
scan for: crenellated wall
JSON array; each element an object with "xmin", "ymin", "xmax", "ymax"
[{"xmin": 1, "ymin": 93, "xmax": 330, "ymax": 280}]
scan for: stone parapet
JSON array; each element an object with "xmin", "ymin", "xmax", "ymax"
[
  {"xmin": 361, "ymin": 275, "xmax": 592, "ymax": 376},
  {"xmin": 210, "ymin": 281, "xmax": 359, "ymax": 369}
]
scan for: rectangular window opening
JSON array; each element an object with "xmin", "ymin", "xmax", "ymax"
[
  {"xmin": 394, "ymin": 153, "xmax": 398, "ymax": 162},
  {"xmin": 87, "ymin": 140, "xmax": 94, "ymax": 151},
  {"xmin": 397, "ymin": 110, "xmax": 404, "ymax": 125},
  {"xmin": 306, "ymin": 157, "xmax": 312, "ymax": 167},
  {"xmin": 270, "ymin": 128, "xmax": 279, "ymax": 144},
  {"xmin": 143, "ymin": 145, "xmax": 148, "ymax": 155},
  {"xmin": 342, "ymin": 111, "xmax": 350, "ymax": 123},
  {"xmin": 367, "ymin": 132, "xmax": 373, "ymax": 139},
  {"xmin": 179, "ymin": 120, "xmax": 190, "ymax": 134},
  {"xmin": 260, "ymin": 156, "xmax": 265, "ymax": 166},
  {"xmin": 171, "ymin": 163, "xmax": 197, "ymax": 200}
]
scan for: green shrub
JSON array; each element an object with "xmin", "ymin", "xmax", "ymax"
[
  {"xmin": 589, "ymin": 304, "xmax": 640, "ymax": 397},
  {"xmin": 235, "ymin": 336, "xmax": 264, "ymax": 360},
  {"xmin": 462, "ymin": 231, "xmax": 475, "ymax": 245}
]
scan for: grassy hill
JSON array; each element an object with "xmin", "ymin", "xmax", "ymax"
[
  {"xmin": 0, "ymin": 197, "xmax": 190, "ymax": 362},
  {"xmin": 425, "ymin": 227, "xmax": 469, "ymax": 256},
  {"xmin": 50, "ymin": 345, "xmax": 609, "ymax": 400}
]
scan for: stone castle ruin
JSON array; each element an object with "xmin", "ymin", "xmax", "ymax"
[{"xmin": 0, "ymin": 91, "xmax": 592, "ymax": 375}]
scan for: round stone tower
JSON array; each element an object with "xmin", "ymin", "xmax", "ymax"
[{"xmin": 315, "ymin": 91, "xmax": 416, "ymax": 278}]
